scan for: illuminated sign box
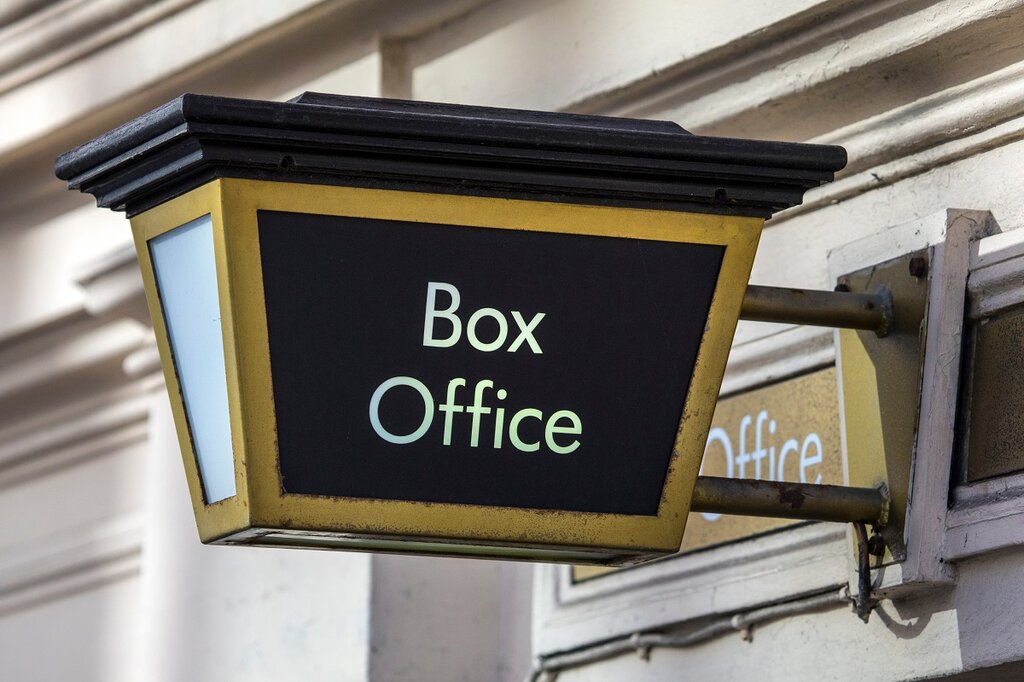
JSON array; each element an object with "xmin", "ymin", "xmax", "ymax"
[{"xmin": 56, "ymin": 93, "xmax": 845, "ymax": 565}]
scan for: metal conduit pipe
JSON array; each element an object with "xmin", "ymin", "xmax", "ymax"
[{"xmin": 525, "ymin": 587, "xmax": 851, "ymax": 681}]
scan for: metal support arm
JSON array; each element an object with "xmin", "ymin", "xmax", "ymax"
[
  {"xmin": 690, "ymin": 476, "xmax": 888, "ymax": 526},
  {"xmin": 741, "ymin": 285, "xmax": 892, "ymax": 335},
  {"xmin": 689, "ymin": 284, "xmax": 897, "ymax": 530}
]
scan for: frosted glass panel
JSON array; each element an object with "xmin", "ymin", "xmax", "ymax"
[{"xmin": 150, "ymin": 215, "xmax": 236, "ymax": 503}]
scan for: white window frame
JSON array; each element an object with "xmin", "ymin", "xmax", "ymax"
[{"xmin": 943, "ymin": 227, "xmax": 1024, "ymax": 561}]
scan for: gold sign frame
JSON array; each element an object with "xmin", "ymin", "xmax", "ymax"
[{"xmin": 132, "ymin": 178, "xmax": 762, "ymax": 564}]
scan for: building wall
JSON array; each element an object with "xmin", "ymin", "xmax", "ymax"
[{"xmin": 2, "ymin": 1, "xmax": 1024, "ymax": 680}]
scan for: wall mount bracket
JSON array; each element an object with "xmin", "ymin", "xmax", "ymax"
[
  {"xmin": 686, "ymin": 282, "xmax": 902, "ymax": 531},
  {"xmin": 685, "ymin": 279, "xmax": 920, "ymax": 622}
]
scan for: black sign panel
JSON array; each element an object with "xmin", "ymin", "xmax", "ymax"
[{"xmin": 258, "ymin": 211, "xmax": 723, "ymax": 515}]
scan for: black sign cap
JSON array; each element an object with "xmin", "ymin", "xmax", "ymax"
[{"xmin": 56, "ymin": 92, "xmax": 846, "ymax": 218}]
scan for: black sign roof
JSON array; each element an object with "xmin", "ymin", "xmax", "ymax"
[{"xmin": 56, "ymin": 92, "xmax": 846, "ymax": 217}]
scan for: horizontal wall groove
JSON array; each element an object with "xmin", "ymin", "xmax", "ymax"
[
  {"xmin": 536, "ymin": 523, "xmax": 848, "ymax": 653},
  {"xmin": 0, "ymin": 316, "xmax": 146, "ymax": 417},
  {"xmin": 0, "ymin": 384, "xmax": 149, "ymax": 487},
  {"xmin": 0, "ymin": 513, "xmax": 142, "ymax": 616},
  {"xmin": 722, "ymin": 325, "xmax": 834, "ymax": 396},
  {"xmin": 816, "ymin": 60, "xmax": 1024, "ymax": 178},
  {"xmin": 772, "ymin": 112, "xmax": 1024, "ymax": 226},
  {"xmin": 0, "ymin": 0, "xmax": 203, "ymax": 95},
  {"xmin": 570, "ymin": 0, "xmax": 1024, "ymax": 178},
  {"xmin": 571, "ymin": 0, "xmax": 923, "ymax": 119}
]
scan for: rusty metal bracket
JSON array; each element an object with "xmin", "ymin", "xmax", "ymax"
[
  {"xmin": 836, "ymin": 250, "xmax": 931, "ymax": 564},
  {"xmin": 741, "ymin": 285, "xmax": 893, "ymax": 336},
  {"xmin": 852, "ymin": 522, "xmax": 886, "ymax": 622},
  {"xmin": 690, "ymin": 476, "xmax": 889, "ymax": 526}
]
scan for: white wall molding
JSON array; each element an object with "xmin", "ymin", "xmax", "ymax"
[
  {"xmin": 0, "ymin": 0, "xmax": 338, "ymax": 162},
  {"xmin": 775, "ymin": 114, "xmax": 1024, "ymax": 229},
  {"xmin": 413, "ymin": 0, "xmax": 879, "ymax": 119},
  {"xmin": 0, "ymin": 1, "xmax": 56, "ymax": 29},
  {"xmin": 766, "ymin": 42, "xmax": 1024, "ymax": 227},
  {"xmin": 943, "ymin": 227, "xmax": 1024, "ymax": 561},
  {"xmin": 402, "ymin": 0, "xmax": 1024, "ymax": 242},
  {"xmin": 577, "ymin": 0, "xmax": 1024, "ymax": 226},
  {"xmin": 814, "ymin": 59, "xmax": 1024, "ymax": 178},
  {"xmin": 589, "ymin": 0, "xmax": 913, "ymax": 120},
  {"xmin": 946, "ymin": 472, "xmax": 1024, "ymax": 561},
  {"xmin": 0, "ymin": 0, "xmax": 202, "ymax": 96},
  {"xmin": 534, "ymin": 524, "xmax": 848, "ymax": 655},
  {"xmin": 966, "ymin": 228, "xmax": 1024, "ymax": 319},
  {"xmin": 721, "ymin": 325, "xmax": 834, "ymax": 396},
  {"xmin": 0, "ymin": 512, "xmax": 142, "ymax": 616},
  {"xmin": 0, "ymin": 0, "xmax": 489, "ymax": 221},
  {"xmin": 0, "ymin": 237, "xmax": 152, "ymax": 482},
  {"xmin": 593, "ymin": 0, "xmax": 1024, "ymax": 141},
  {"xmin": 123, "ymin": 339, "xmax": 162, "ymax": 382},
  {"xmin": 75, "ymin": 243, "xmax": 149, "ymax": 325},
  {"xmin": 0, "ymin": 316, "xmax": 145, "ymax": 416},
  {"xmin": 0, "ymin": 382, "xmax": 149, "ymax": 488}
]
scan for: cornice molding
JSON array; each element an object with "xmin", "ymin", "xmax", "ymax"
[
  {"xmin": 575, "ymin": 0, "xmax": 1024, "ymax": 215},
  {"xmin": 0, "ymin": 1, "xmax": 55, "ymax": 29},
  {"xmin": 0, "ymin": 0, "xmax": 202, "ymax": 96},
  {"xmin": 75, "ymin": 242, "xmax": 149, "ymax": 324},
  {"xmin": 0, "ymin": 513, "xmax": 142, "ymax": 616},
  {"xmin": 0, "ymin": 316, "xmax": 145, "ymax": 410},
  {"xmin": 578, "ymin": 0, "xmax": 908, "ymax": 120},
  {"xmin": 0, "ymin": 382, "xmax": 149, "ymax": 488},
  {"xmin": 813, "ymin": 60, "xmax": 1024, "ymax": 178},
  {"xmin": 776, "ymin": 112, "xmax": 1024, "ymax": 227},
  {"xmin": 596, "ymin": 0, "xmax": 1024, "ymax": 139}
]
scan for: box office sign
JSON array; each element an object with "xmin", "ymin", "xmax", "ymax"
[
  {"xmin": 56, "ymin": 93, "xmax": 846, "ymax": 565},
  {"xmin": 132, "ymin": 179, "xmax": 762, "ymax": 565},
  {"xmin": 265, "ymin": 210, "xmax": 721, "ymax": 515}
]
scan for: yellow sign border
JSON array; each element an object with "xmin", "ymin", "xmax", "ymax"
[{"xmin": 132, "ymin": 178, "xmax": 762, "ymax": 562}]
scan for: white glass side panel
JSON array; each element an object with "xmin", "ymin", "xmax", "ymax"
[{"xmin": 150, "ymin": 215, "xmax": 236, "ymax": 503}]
